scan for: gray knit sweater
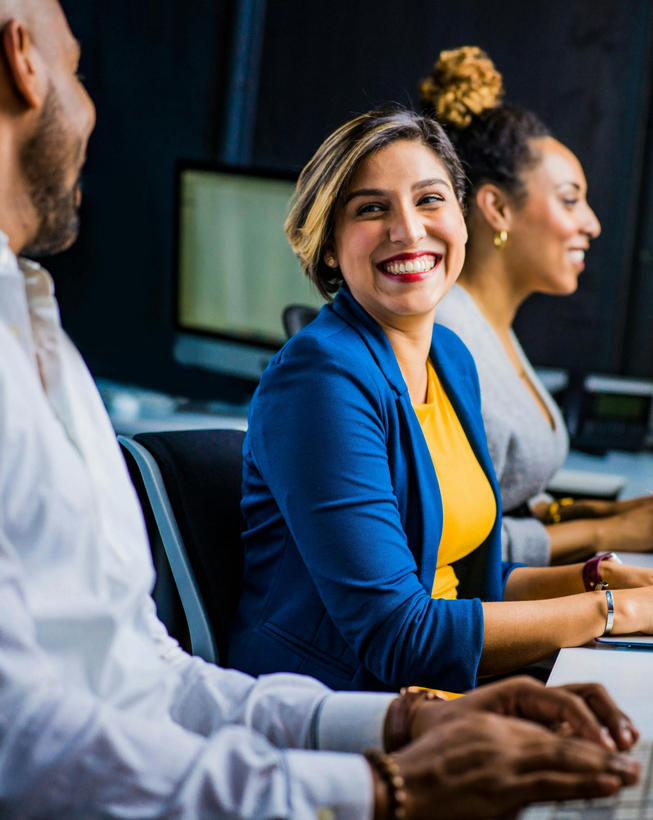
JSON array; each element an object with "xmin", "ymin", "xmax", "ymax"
[{"xmin": 435, "ymin": 284, "xmax": 569, "ymax": 566}]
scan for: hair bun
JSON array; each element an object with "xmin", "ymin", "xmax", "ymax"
[{"xmin": 420, "ymin": 46, "xmax": 503, "ymax": 128}]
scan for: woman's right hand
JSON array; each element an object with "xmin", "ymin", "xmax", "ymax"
[
  {"xmin": 595, "ymin": 504, "xmax": 653, "ymax": 553},
  {"xmin": 612, "ymin": 585, "xmax": 653, "ymax": 635},
  {"xmin": 379, "ymin": 712, "xmax": 638, "ymax": 820}
]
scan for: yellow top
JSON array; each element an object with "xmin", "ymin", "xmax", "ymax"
[{"xmin": 413, "ymin": 360, "xmax": 496, "ymax": 599}]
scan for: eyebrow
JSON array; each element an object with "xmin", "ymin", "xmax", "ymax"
[
  {"xmin": 414, "ymin": 177, "xmax": 451, "ymax": 191},
  {"xmin": 556, "ymin": 182, "xmax": 581, "ymax": 191},
  {"xmin": 345, "ymin": 177, "xmax": 452, "ymax": 204}
]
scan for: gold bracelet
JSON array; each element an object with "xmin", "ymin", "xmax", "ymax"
[
  {"xmin": 547, "ymin": 497, "xmax": 574, "ymax": 524},
  {"xmin": 384, "ymin": 687, "xmax": 448, "ymax": 752}
]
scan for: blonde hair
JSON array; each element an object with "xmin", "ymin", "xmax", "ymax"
[
  {"xmin": 419, "ymin": 46, "xmax": 503, "ymax": 129},
  {"xmin": 284, "ymin": 108, "xmax": 465, "ymax": 300}
]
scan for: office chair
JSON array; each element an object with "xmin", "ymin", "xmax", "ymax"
[
  {"xmin": 119, "ymin": 429, "xmax": 245, "ymax": 665},
  {"xmin": 282, "ymin": 304, "xmax": 319, "ymax": 338}
]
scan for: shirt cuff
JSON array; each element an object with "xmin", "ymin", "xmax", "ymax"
[
  {"xmin": 284, "ymin": 749, "xmax": 375, "ymax": 820},
  {"xmin": 315, "ymin": 692, "xmax": 397, "ymax": 753}
]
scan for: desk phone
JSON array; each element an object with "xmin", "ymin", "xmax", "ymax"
[{"xmin": 562, "ymin": 374, "xmax": 653, "ymax": 454}]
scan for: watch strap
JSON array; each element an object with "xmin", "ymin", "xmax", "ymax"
[{"xmin": 583, "ymin": 553, "xmax": 620, "ymax": 592}]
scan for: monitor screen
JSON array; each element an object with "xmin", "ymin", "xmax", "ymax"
[{"xmin": 176, "ymin": 166, "xmax": 325, "ymax": 349}]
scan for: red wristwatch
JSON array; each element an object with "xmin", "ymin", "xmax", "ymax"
[{"xmin": 582, "ymin": 552, "xmax": 623, "ymax": 591}]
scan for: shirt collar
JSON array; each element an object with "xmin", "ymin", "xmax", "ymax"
[
  {"xmin": 0, "ymin": 229, "xmax": 22, "ymax": 279},
  {"xmin": 0, "ymin": 230, "xmax": 79, "ymax": 448},
  {"xmin": 0, "ymin": 230, "xmax": 53, "ymax": 289}
]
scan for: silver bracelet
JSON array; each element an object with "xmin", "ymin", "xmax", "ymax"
[{"xmin": 603, "ymin": 589, "xmax": 615, "ymax": 636}]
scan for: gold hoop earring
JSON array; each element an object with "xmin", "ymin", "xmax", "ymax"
[{"xmin": 493, "ymin": 230, "xmax": 508, "ymax": 249}]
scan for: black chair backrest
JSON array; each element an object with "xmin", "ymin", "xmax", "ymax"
[
  {"xmin": 282, "ymin": 304, "xmax": 319, "ymax": 338},
  {"xmin": 133, "ymin": 429, "xmax": 245, "ymax": 662}
]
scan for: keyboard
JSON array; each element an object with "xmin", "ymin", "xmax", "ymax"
[{"xmin": 520, "ymin": 741, "xmax": 653, "ymax": 820}]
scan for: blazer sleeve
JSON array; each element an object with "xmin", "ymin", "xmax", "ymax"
[
  {"xmin": 501, "ymin": 558, "xmax": 524, "ymax": 592},
  {"xmin": 249, "ymin": 333, "xmax": 484, "ymax": 692}
]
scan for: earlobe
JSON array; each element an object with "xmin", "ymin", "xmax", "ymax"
[
  {"xmin": 475, "ymin": 184, "xmax": 511, "ymax": 233},
  {"xmin": 323, "ymin": 244, "xmax": 338, "ymax": 268},
  {"xmin": 1, "ymin": 20, "xmax": 47, "ymax": 110}
]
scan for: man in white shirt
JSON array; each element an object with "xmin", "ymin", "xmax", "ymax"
[{"xmin": 0, "ymin": 1, "xmax": 641, "ymax": 818}]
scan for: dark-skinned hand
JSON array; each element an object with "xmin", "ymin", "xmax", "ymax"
[
  {"xmin": 409, "ymin": 676, "xmax": 639, "ymax": 752},
  {"xmin": 373, "ymin": 711, "xmax": 639, "ymax": 820}
]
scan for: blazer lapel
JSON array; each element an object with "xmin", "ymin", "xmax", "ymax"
[
  {"xmin": 331, "ymin": 288, "xmax": 443, "ymax": 591},
  {"xmin": 331, "ymin": 287, "xmax": 406, "ymax": 394}
]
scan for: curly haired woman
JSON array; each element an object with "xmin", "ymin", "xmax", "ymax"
[{"xmin": 426, "ymin": 47, "xmax": 653, "ymax": 567}]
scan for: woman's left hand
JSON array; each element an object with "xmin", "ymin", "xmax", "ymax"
[
  {"xmin": 408, "ymin": 676, "xmax": 639, "ymax": 752},
  {"xmin": 539, "ymin": 494, "xmax": 653, "ymax": 523},
  {"xmin": 599, "ymin": 559, "xmax": 653, "ymax": 589}
]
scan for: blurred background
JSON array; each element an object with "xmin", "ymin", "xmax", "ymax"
[{"xmin": 53, "ymin": 0, "xmax": 653, "ymax": 412}]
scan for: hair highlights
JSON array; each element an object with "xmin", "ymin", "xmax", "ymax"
[{"xmin": 285, "ymin": 108, "xmax": 466, "ymax": 300}]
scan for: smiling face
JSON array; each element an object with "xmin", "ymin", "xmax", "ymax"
[
  {"xmin": 502, "ymin": 136, "xmax": 601, "ymax": 295},
  {"xmin": 330, "ymin": 139, "xmax": 468, "ymax": 328}
]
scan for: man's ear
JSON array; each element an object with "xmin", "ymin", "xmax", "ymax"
[
  {"xmin": 1, "ymin": 20, "xmax": 48, "ymax": 109},
  {"xmin": 474, "ymin": 184, "xmax": 513, "ymax": 233}
]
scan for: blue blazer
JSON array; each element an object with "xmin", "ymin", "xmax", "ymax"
[{"xmin": 228, "ymin": 287, "xmax": 523, "ymax": 692}]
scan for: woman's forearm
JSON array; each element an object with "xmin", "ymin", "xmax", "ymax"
[
  {"xmin": 479, "ymin": 592, "xmax": 607, "ymax": 676},
  {"xmin": 503, "ymin": 565, "xmax": 586, "ymax": 601},
  {"xmin": 547, "ymin": 519, "xmax": 601, "ymax": 565}
]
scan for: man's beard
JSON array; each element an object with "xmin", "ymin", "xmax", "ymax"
[{"xmin": 20, "ymin": 84, "xmax": 84, "ymax": 258}]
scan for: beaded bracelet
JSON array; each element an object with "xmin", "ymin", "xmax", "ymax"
[{"xmin": 365, "ymin": 749, "xmax": 408, "ymax": 820}]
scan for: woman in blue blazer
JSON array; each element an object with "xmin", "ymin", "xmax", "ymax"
[{"xmin": 228, "ymin": 109, "xmax": 653, "ymax": 693}]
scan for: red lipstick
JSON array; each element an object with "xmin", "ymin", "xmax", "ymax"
[{"xmin": 376, "ymin": 251, "xmax": 442, "ymax": 283}]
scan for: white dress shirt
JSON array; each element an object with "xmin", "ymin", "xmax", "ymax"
[{"xmin": 0, "ymin": 231, "xmax": 395, "ymax": 819}]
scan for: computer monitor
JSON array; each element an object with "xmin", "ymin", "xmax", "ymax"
[{"xmin": 173, "ymin": 162, "xmax": 324, "ymax": 383}]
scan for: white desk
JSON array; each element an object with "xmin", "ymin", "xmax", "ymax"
[
  {"xmin": 548, "ymin": 551, "xmax": 653, "ymax": 737},
  {"xmin": 613, "ymin": 552, "xmax": 653, "ymax": 569},
  {"xmin": 548, "ymin": 644, "xmax": 653, "ymax": 738},
  {"xmin": 109, "ymin": 410, "xmax": 247, "ymax": 437},
  {"xmin": 95, "ymin": 379, "xmax": 249, "ymax": 436}
]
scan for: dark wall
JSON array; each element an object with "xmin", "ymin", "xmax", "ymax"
[
  {"xmin": 253, "ymin": 0, "xmax": 653, "ymax": 374},
  {"xmin": 53, "ymin": 0, "xmax": 653, "ymax": 397},
  {"xmin": 624, "ymin": 89, "xmax": 653, "ymax": 379},
  {"xmin": 53, "ymin": 0, "xmax": 246, "ymax": 399}
]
